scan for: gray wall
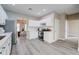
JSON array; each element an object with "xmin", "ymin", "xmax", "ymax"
[
  {"xmin": 4, "ymin": 20, "xmax": 16, "ymax": 45},
  {"xmin": 0, "ymin": 25, "xmax": 5, "ymax": 28}
]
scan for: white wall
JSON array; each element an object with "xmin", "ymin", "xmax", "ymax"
[
  {"xmin": 59, "ymin": 14, "xmax": 66, "ymax": 39},
  {"xmin": 54, "ymin": 14, "xmax": 60, "ymax": 40}
]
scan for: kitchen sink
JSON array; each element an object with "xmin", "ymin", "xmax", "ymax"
[{"xmin": 0, "ymin": 36, "xmax": 5, "ymax": 40}]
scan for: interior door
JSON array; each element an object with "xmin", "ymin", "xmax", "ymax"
[{"xmin": 55, "ymin": 17, "xmax": 60, "ymax": 41}]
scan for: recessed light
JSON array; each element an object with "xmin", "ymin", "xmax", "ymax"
[
  {"xmin": 28, "ymin": 8, "xmax": 32, "ymax": 12},
  {"xmin": 42, "ymin": 9, "xmax": 46, "ymax": 11}
]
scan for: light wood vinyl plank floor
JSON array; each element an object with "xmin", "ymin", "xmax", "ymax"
[{"xmin": 11, "ymin": 36, "xmax": 79, "ymax": 55}]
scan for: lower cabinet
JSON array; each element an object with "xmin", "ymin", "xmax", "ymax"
[
  {"xmin": 44, "ymin": 31, "xmax": 55, "ymax": 43},
  {"xmin": 0, "ymin": 36, "xmax": 12, "ymax": 55}
]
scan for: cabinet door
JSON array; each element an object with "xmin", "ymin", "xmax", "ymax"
[
  {"xmin": 0, "ymin": 5, "xmax": 7, "ymax": 25},
  {"xmin": 1, "ymin": 43, "xmax": 7, "ymax": 55},
  {"xmin": 7, "ymin": 37, "xmax": 11, "ymax": 55}
]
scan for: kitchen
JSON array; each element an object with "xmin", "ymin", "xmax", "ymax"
[
  {"xmin": 0, "ymin": 4, "xmax": 79, "ymax": 55},
  {"xmin": 0, "ymin": 4, "xmax": 63, "ymax": 54},
  {"xmin": 28, "ymin": 14, "xmax": 56, "ymax": 43}
]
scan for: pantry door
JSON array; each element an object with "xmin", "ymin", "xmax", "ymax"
[{"xmin": 55, "ymin": 17, "xmax": 60, "ymax": 41}]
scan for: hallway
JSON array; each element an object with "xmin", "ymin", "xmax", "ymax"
[{"xmin": 11, "ymin": 36, "xmax": 79, "ymax": 55}]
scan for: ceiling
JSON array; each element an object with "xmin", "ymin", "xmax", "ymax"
[{"xmin": 2, "ymin": 4, "xmax": 79, "ymax": 18}]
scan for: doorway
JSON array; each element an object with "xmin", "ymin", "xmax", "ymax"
[{"xmin": 16, "ymin": 17, "xmax": 28, "ymax": 38}]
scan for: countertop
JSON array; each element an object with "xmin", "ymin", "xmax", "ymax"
[{"xmin": 0, "ymin": 32, "xmax": 12, "ymax": 47}]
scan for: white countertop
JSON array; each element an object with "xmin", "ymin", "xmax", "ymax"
[{"xmin": 0, "ymin": 32, "xmax": 12, "ymax": 47}]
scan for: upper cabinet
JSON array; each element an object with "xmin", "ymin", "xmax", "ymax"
[
  {"xmin": 40, "ymin": 14, "xmax": 54, "ymax": 27},
  {"xmin": 0, "ymin": 5, "xmax": 8, "ymax": 25},
  {"xmin": 40, "ymin": 17, "xmax": 53, "ymax": 27},
  {"xmin": 28, "ymin": 20, "xmax": 40, "ymax": 27}
]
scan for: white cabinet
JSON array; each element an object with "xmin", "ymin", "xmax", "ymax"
[
  {"xmin": 28, "ymin": 31, "xmax": 38, "ymax": 40},
  {"xmin": 40, "ymin": 17, "xmax": 53, "ymax": 26},
  {"xmin": 44, "ymin": 31, "xmax": 55, "ymax": 43},
  {"xmin": 0, "ymin": 33, "xmax": 12, "ymax": 55},
  {"xmin": 1, "ymin": 42, "xmax": 7, "ymax": 55},
  {"xmin": 0, "ymin": 5, "xmax": 8, "ymax": 25}
]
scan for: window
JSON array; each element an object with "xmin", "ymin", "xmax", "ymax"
[
  {"xmin": 25, "ymin": 24, "xmax": 27, "ymax": 31},
  {"xmin": 17, "ymin": 23, "xmax": 20, "ymax": 31}
]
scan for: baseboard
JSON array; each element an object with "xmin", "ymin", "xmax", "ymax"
[{"xmin": 58, "ymin": 38, "xmax": 66, "ymax": 40}]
